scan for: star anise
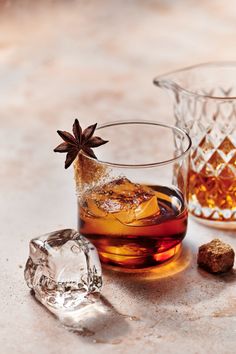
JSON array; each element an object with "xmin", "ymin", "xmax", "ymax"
[{"xmin": 54, "ymin": 119, "xmax": 108, "ymax": 169}]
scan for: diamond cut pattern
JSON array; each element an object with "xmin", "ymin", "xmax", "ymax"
[{"xmin": 174, "ymin": 87, "xmax": 236, "ymax": 221}]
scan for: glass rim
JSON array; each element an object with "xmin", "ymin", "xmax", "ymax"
[
  {"xmin": 154, "ymin": 61, "xmax": 236, "ymax": 100},
  {"xmin": 81, "ymin": 120, "xmax": 192, "ymax": 169}
]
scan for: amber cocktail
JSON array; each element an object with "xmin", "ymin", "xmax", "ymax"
[{"xmin": 74, "ymin": 121, "xmax": 191, "ymax": 270}]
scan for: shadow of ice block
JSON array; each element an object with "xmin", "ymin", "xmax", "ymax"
[{"xmin": 24, "ymin": 229, "xmax": 102, "ymax": 311}]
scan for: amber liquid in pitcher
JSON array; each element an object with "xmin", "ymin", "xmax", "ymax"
[
  {"xmin": 188, "ymin": 136, "xmax": 236, "ymax": 222},
  {"xmin": 79, "ymin": 178, "xmax": 187, "ymax": 269}
]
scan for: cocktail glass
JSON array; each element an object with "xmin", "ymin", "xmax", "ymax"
[{"xmin": 74, "ymin": 121, "xmax": 191, "ymax": 270}]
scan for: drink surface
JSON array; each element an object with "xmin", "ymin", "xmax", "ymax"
[{"xmin": 79, "ymin": 178, "xmax": 187, "ymax": 269}]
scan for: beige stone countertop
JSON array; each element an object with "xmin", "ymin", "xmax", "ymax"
[{"xmin": 1, "ymin": 1, "xmax": 236, "ymax": 353}]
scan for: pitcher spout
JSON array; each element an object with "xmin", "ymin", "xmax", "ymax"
[
  {"xmin": 153, "ymin": 73, "xmax": 183, "ymax": 103},
  {"xmin": 153, "ymin": 76, "xmax": 179, "ymax": 91}
]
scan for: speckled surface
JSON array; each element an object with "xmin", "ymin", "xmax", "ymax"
[{"xmin": 1, "ymin": 1, "xmax": 236, "ymax": 353}]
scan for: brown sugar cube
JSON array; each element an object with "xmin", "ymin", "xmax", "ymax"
[{"xmin": 197, "ymin": 239, "xmax": 235, "ymax": 274}]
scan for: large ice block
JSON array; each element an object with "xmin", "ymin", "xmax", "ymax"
[
  {"xmin": 24, "ymin": 229, "xmax": 102, "ymax": 311},
  {"xmin": 83, "ymin": 177, "xmax": 160, "ymax": 224}
]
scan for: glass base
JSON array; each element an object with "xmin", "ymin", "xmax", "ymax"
[
  {"xmin": 190, "ymin": 213, "xmax": 236, "ymax": 230},
  {"xmin": 99, "ymin": 243, "xmax": 182, "ymax": 272}
]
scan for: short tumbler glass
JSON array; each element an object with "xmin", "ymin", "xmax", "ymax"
[{"xmin": 74, "ymin": 121, "xmax": 191, "ymax": 270}]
